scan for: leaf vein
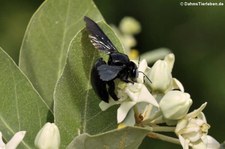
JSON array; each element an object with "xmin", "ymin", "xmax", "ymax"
[
  {"xmin": 57, "ymin": 0, "xmax": 71, "ymax": 78},
  {"xmin": 9, "ymin": 63, "xmax": 21, "ymax": 130}
]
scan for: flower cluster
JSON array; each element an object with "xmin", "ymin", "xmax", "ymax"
[
  {"xmin": 99, "ymin": 53, "xmax": 220, "ymax": 148},
  {"xmin": 0, "ymin": 17, "xmax": 221, "ymax": 149},
  {"xmin": 104, "ymin": 17, "xmax": 221, "ymax": 149},
  {"xmin": 99, "ymin": 53, "xmax": 192, "ymax": 124}
]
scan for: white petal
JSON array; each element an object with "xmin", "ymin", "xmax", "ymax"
[
  {"xmin": 194, "ymin": 118, "xmax": 205, "ymax": 126},
  {"xmin": 172, "ymin": 78, "xmax": 184, "ymax": 92},
  {"xmin": 197, "ymin": 112, "xmax": 207, "ymax": 123},
  {"xmin": 187, "ymin": 131, "xmax": 202, "ymax": 142},
  {"xmin": 192, "ymin": 141, "xmax": 206, "ymax": 149},
  {"xmin": 121, "ymin": 109, "xmax": 136, "ymax": 126},
  {"xmin": 181, "ymin": 124, "xmax": 199, "ymax": 134},
  {"xmin": 125, "ymin": 88, "xmax": 139, "ymax": 101},
  {"xmin": 117, "ymin": 101, "xmax": 136, "ymax": 123},
  {"xmin": 126, "ymin": 83, "xmax": 141, "ymax": 93},
  {"xmin": 138, "ymin": 59, "xmax": 148, "ymax": 72},
  {"xmin": 204, "ymin": 135, "xmax": 220, "ymax": 149},
  {"xmin": 187, "ymin": 103, "xmax": 207, "ymax": 119},
  {"xmin": 178, "ymin": 135, "xmax": 189, "ymax": 149},
  {"xmin": 137, "ymin": 59, "xmax": 148, "ymax": 83},
  {"xmin": 0, "ymin": 132, "xmax": 6, "ymax": 149},
  {"xmin": 137, "ymin": 84, "xmax": 159, "ymax": 107},
  {"xmin": 175, "ymin": 119, "xmax": 188, "ymax": 134},
  {"xmin": 5, "ymin": 131, "xmax": 26, "ymax": 149}
]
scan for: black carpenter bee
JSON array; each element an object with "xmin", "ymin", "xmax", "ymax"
[{"xmin": 84, "ymin": 16, "xmax": 138, "ymax": 103}]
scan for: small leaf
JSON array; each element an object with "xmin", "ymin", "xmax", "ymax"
[
  {"xmin": 67, "ymin": 127, "xmax": 150, "ymax": 149},
  {"xmin": 19, "ymin": 0, "xmax": 103, "ymax": 107},
  {"xmin": 0, "ymin": 47, "xmax": 52, "ymax": 148},
  {"xmin": 54, "ymin": 21, "xmax": 123, "ymax": 147}
]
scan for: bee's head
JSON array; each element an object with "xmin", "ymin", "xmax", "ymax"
[
  {"xmin": 128, "ymin": 62, "xmax": 138, "ymax": 82},
  {"xmin": 129, "ymin": 61, "xmax": 152, "ymax": 84}
]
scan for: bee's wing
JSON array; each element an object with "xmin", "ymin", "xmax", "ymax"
[
  {"xmin": 84, "ymin": 16, "xmax": 117, "ymax": 54},
  {"xmin": 97, "ymin": 64, "xmax": 123, "ymax": 81}
]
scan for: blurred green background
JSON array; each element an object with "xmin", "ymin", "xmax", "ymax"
[{"xmin": 0, "ymin": 0, "xmax": 224, "ymax": 148}]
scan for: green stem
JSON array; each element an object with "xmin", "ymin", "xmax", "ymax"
[
  {"xmin": 147, "ymin": 132, "xmax": 180, "ymax": 145},
  {"xmin": 151, "ymin": 126, "xmax": 176, "ymax": 132}
]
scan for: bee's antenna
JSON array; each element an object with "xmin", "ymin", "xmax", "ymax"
[{"xmin": 138, "ymin": 71, "xmax": 152, "ymax": 83}]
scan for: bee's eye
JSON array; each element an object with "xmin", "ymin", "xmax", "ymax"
[
  {"xmin": 135, "ymin": 69, "xmax": 139, "ymax": 78},
  {"xmin": 130, "ymin": 68, "xmax": 136, "ymax": 78}
]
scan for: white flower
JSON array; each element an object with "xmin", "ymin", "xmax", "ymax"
[
  {"xmin": 119, "ymin": 17, "xmax": 141, "ymax": 35},
  {"xmin": 175, "ymin": 103, "xmax": 219, "ymax": 149},
  {"xmin": 0, "ymin": 131, "xmax": 26, "ymax": 149},
  {"xmin": 99, "ymin": 59, "xmax": 158, "ymax": 124},
  {"xmin": 148, "ymin": 54, "xmax": 175, "ymax": 92},
  {"xmin": 100, "ymin": 82, "xmax": 158, "ymax": 124},
  {"xmin": 160, "ymin": 90, "xmax": 193, "ymax": 120},
  {"xmin": 147, "ymin": 53, "xmax": 185, "ymax": 93},
  {"xmin": 118, "ymin": 83, "xmax": 159, "ymax": 123},
  {"xmin": 34, "ymin": 123, "xmax": 60, "ymax": 149}
]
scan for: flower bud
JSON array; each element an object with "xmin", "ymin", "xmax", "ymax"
[
  {"xmin": 35, "ymin": 123, "xmax": 60, "ymax": 149},
  {"xmin": 160, "ymin": 91, "xmax": 193, "ymax": 120},
  {"xmin": 149, "ymin": 60, "xmax": 172, "ymax": 92},
  {"xmin": 122, "ymin": 35, "xmax": 137, "ymax": 49},
  {"xmin": 119, "ymin": 17, "xmax": 141, "ymax": 35}
]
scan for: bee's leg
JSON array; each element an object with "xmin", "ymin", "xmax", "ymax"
[
  {"xmin": 107, "ymin": 81, "xmax": 119, "ymax": 101},
  {"xmin": 120, "ymin": 74, "xmax": 135, "ymax": 84}
]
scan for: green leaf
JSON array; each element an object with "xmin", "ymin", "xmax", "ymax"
[
  {"xmin": 67, "ymin": 127, "xmax": 150, "ymax": 149},
  {"xmin": 19, "ymin": 0, "xmax": 103, "ymax": 107},
  {"xmin": 0, "ymin": 47, "xmax": 52, "ymax": 148},
  {"xmin": 54, "ymin": 21, "xmax": 124, "ymax": 147}
]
